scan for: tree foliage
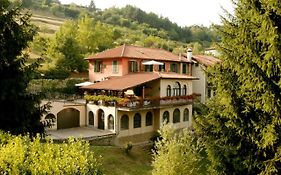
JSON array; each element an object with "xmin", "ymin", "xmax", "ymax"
[
  {"xmin": 194, "ymin": 0, "xmax": 281, "ymax": 174},
  {"xmin": 0, "ymin": 0, "xmax": 44, "ymax": 135},
  {"xmin": 0, "ymin": 131, "xmax": 102, "ymax": 174},
  {"xmin": 152, "ymin": 125, "xmax": 209, "ymax": 175}
]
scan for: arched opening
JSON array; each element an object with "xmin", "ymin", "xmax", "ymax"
[
  {"xmin": 88, "ymin": 111, "xmax": 94, "ymax": 126},
  {"xmin": 163, "ymin": 111, "xmax": 170, "ymax": 123},
  {"xmin": 108, "ymin": 114, "xmax": 114, "ymax": 130},
  {"xmin": 97, "ymin": 109, "xmax": 105, "ymax": 129},
  {"xmin": 57, "ymin": 108, "xmax": 80, "ymax": 129},
  {"xmin": 146, "ymin": 111, "xmax": 153, "ymax": 126},
  {"xmin": 121, "ymin": 115, "xmax": 129, "ymax": 130},
  {"xmin": 173, "ymin": 108, "xmax": 180, "ymax": 123},
  {"xmin": 173, "ymin": 82, "xmax": 181, "ymax": 96},
  {"xmin": 183, "ymin": 108, "xmax": 189, "ymax": 121},
  {"xmin": 45, "ymin": 113, "xmax": 56, "ymax": 126},
  {"xmin": 134, "ymin": 113, "xmax": 141, "ymax": 128},
  {"xmin": 166, "ymin": 85, "xmax": 171, "ymax": 96},
  {"xmin": 182, "ymin": 85, "xmax": 187, "ymax": 96}
]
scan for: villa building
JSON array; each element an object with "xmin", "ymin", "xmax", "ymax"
[{"xmin": 42, "ymin": 45, "xmax": 219, "ymax": 144}]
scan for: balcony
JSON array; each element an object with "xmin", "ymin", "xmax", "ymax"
[{"xmin": 116, "ymin": 95, "xmax": 194, "ymax": 110}]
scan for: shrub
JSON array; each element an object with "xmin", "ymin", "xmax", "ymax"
[
  {"xmin": 0, "ymin": 131, "xmax": 102, "ymax": 174},
  {"xmin": 124, "ymin": 142, "xmax": 133, "ymax": 154}
]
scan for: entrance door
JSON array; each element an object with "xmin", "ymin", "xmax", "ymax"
[
  {"xmin": 97, "ymin": 109, "xmax": 105, "ymax": 129},
  {"xmin": 57, "ymin": 108, "xmax": 80, "ymax": 129},
  {"xmin": 88, "ymin": 111, "xmax": 94, "ymax": 126}
]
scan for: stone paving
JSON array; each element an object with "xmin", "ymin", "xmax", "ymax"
[{"xmin": 47, "ymin": 126, "xmax": 115, "ymax": 140}]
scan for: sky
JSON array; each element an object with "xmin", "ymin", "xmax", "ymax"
[{"xmin": 59, "ymin": 0, "xmax": 234, "ymax": 27}]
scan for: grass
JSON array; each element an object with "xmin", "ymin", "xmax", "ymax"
[{"xmin": 92, "ymin": 145, "xmax": 153, "ymax": 175}]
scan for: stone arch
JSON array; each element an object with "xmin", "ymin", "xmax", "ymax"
[
  {"xmin": 57, "ymin": 108, "xmax": 80, "ymax": 129},
  {"xmin": 88, "ymin": 111, "xmax": 94, "ymax": 126},
  {"xmin": 108, "ymin": 114, "xmax": 114, "ymax": 130},
  {"xmin": 97, "ymin": 109, "xmax": 105, "ymax": 130},
  {"xmin": 173, "ymin": 108, "xmax": 180, "ymax": 123},
  {"xmin": 163, "ymin": 111, "xmax": 170, "ymax": 123}
]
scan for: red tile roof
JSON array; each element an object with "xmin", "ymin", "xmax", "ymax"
[
  {"xmin": 81, "ymin": 72, "xmax": 197, "ymax": 91},
  {"xmin": 192, "ymin": 55, "xmax": 221, "ymax": 66},
  {"xmin": 87, "ymin": 45, "xmax": 189, "ymax": 62}
]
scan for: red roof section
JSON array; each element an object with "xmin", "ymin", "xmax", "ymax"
[
  {"xmin": 192, "ymin": 55, "xmax": 221, "ymax": 66},
  {"xmin": 82, "ymin": 72, "xmax": 197, "ymax": 91},
  {"xmin": 87, "ymin": 45, "xmax": 189, "ymax": 62}
]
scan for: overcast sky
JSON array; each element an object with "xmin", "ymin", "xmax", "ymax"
[{"xmin": 59, "ymin": 0, "xmax": 234, "ymax": 27}]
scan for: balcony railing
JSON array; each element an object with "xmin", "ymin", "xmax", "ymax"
[
  {"xmin": 85, "ymin": 94, "xmax": 194, "ymax": 109},
  {"xmin": 116, "ymin": 95, "xmax": 194, "ymax": 109}
]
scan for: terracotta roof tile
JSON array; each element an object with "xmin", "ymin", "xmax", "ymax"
[
  {"xmin": 87, "ymin": 45, "xmax": 187, "ymax": 62},
  {"xmin": 81, "ymin": 72, "xmax": 197, "ymax": 91},
  {"xmin": 192, "ymin": 55, "xmax": 221, "ymax": 66}
]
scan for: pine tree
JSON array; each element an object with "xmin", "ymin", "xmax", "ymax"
[
  {"xmin": 195, "ymin": 0, "xmax": 281, "ymax": 174},
  {"xmin": 0, "ymin": 0, "xmax": 44, "ymax": 135}
]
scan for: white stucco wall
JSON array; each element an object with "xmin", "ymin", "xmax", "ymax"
[
  {"xmin": 192, "ymin": 64, "xmax": 207, "ymax": 103},
  {"xmin": 41, "ymin": 100, "xmax": 86, "ymax": 130},
  {"xmin": 87, "ymin": 104, "xmax": 117, "ymax": 132},
  {"xmin": 117, "ymin": 110, "xmax": 155, "ymax": 137},
  {"xmin": 159, "ymin": 105, "xmax": 193, "ymax": 129},
  {"xmin": 160, "ymin": 79, "xmax": 193, "ymax": 97}
]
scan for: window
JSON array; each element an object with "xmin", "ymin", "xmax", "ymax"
[
  {"xmin": 173, "ymin": 82, "xmax": 181, "ymax": 96},
  {"xmin": 146, "ymin": 112, "xmax": 153, "ymax": 126},
  {"xmin": 108, "ymin": 115, "xmax": 114, "ymax": 130},
  {"xmin": 134, "ymin": 113, "xmax": 141, "ymax": 128},
  {"xmin": 182, "ymin": 63, "xmax": 187, "ymax": 74},
  {"xmin": 121, "ymin": 115, "xmax": 129, "ymax": 130},
  {"xmin": 173, "ymin": 108, "xmax": 180, "ymax": 123},
  {"xmin": 170, "ymin": 63, "xmax": 178, "ymax": 73},
  {"xmin": 183, "ymin": 108, "xmax": 189, "ymax": 121},
  {"xmin": 129, "ymin": 61, "xmax": 138, "ymax": 72},
  {"xmin": 182, "ymin": 85, "xmax": 187, "ymax": 96},
  {"xmin": 166, "ymin": 85, "xmax": 171, "ymax": 96},
  {"xmin": 94, "ymin": 60, "xmax": 103, "ymax": 73},
  {"xmin": 159, "ymin": 64, "xmax": 165, "ymax": 72},
  {"xmin": 145, "ymin": 65, "xmax": 153, "ymax": 72},
  {"xmin": 163, "ymin": 111, "xmax": 169, "ymax": 123},
  {"xmin": 112, "ymin": 61, "xmax": 118, "ymax": 73}
]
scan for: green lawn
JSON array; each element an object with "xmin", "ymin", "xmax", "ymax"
[{"xmin": 92, "ymin": 145, "xmax": 153, "ymax": 175}]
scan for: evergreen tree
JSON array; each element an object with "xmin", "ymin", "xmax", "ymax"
[
  {"xmin": 195, "ymin": 0, "xmax": 281, "ymax": 174},
  {"xmin": 0, "ymin": 0, "xmax": 44, "ymax": 135}
]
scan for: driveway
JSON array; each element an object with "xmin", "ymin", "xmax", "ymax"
[{"xmin": 46, "ymin": 126, "xmax": 115, "ymax": 140}]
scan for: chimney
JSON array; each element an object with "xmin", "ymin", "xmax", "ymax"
[{"xmin": 187, "ymin": 48, "xmax": 192, "ymax": 62}]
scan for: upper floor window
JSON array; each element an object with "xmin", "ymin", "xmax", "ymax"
[
  {"xmin": 182, "ymin": 63, "xmax": 187, "ymax": 74},
  {"xmin": 173, "ymin": 82, "xmax": 181, "ymax": 96},
  {"xmin": 94, "ymin": 60, "xmax": 103, "ymax": 73},
  {"xmin": 129, "ymin": 61, "xmax": 138, "ymax": 73},
  {"xmin": 112, "ymin": 60, "xmax": 118, "ymax": 73},
  {"xmin": 159, "ymin": 64, "xmax": 165, "ymax": 72},
  {"xmin": 170, "ymin": 63, "xmax": 178, "ymax": 73},
  {"xmin": 145, "ymin": 65, "xmax": 153, "ymax": 72}
]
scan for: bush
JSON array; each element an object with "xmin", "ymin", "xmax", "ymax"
[
  {"xmin": 124, "ymin": 142, "xmax": 133, "ymax": 154},
  {"xmin": 0, "ymin": 131, "xmax": 102, "ymax": 174}
]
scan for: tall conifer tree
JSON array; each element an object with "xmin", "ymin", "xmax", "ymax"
[{"xmin": 195, "ymin": 0, "xmax": 281, "ymax": 174}]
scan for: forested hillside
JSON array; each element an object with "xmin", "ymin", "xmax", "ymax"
[{"xmin": 20, "ymin": 0, "xmax": 220, "ymax": 74}]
